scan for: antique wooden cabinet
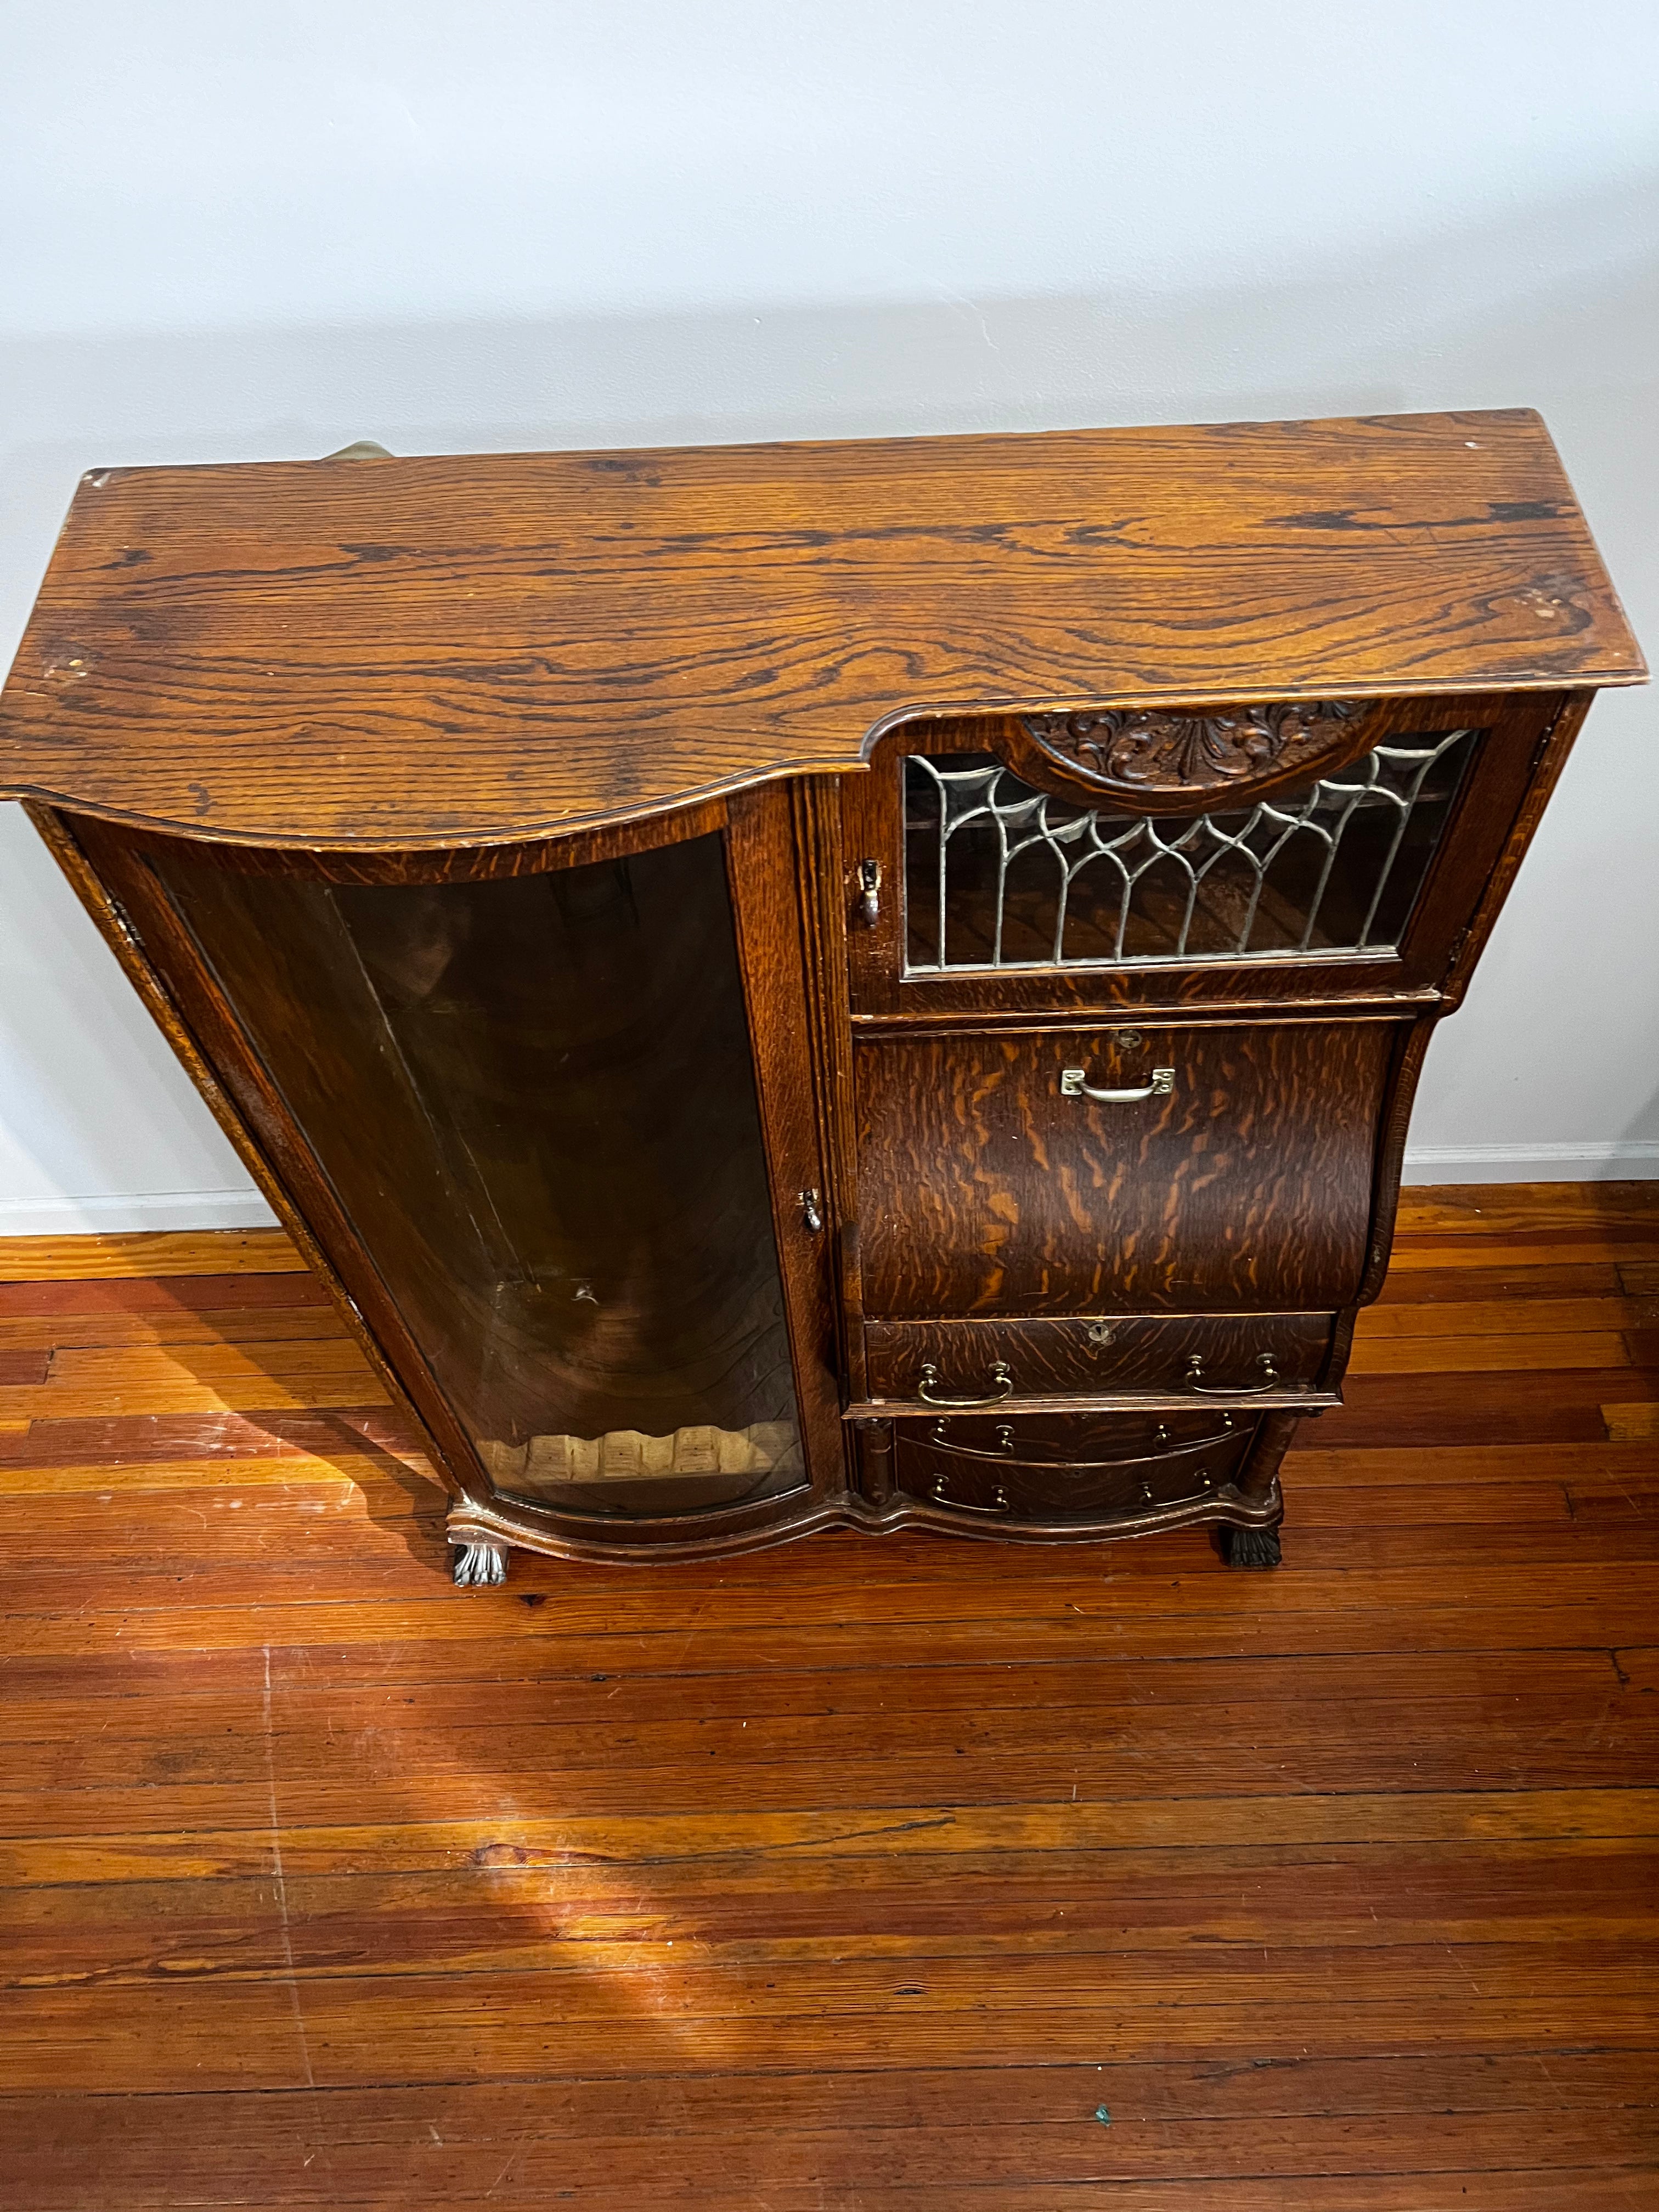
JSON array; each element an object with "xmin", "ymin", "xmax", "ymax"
[{"xmin": 0, "ymin": 411, "xmax": 1642, "ymax": 1582}]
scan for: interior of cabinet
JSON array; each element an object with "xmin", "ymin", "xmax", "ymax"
[{"xmin": 142, "ymin": 830, "xmax": 806, "ymax": 1521}]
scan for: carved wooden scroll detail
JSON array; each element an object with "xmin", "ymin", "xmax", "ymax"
[{"xmin": 1011, "ymin": 697, "xmax": 1384, "ymax": 816}]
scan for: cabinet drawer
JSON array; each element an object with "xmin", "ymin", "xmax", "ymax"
[
  {"xmin": 855, "ymin": 1019, "xmax": 1397, "ymax": 1317},
  {"xmin": 880, "ymin": 1412, "xmax": 1258, "ymax": 1527},
  {"xmin": 862, "ymin": 1311, "xmax": 1335, "ymax": 1409},
  {"xmin": 882, "ymin": 1407, "xmax": 1243, "ymax": 1462}
]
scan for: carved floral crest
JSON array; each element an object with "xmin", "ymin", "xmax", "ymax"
[{"xmin": 1020, "ymin": 698, "xmax": 1368, "ymax": 804}]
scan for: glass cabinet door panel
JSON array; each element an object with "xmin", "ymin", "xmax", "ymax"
[
  {"xmin": 904, "ymin": 728, "xmax": 1479, "ymax": 973},
  {"xmin": 149, "ymin": 831, "xmax": 804, "ymax": 1519}
]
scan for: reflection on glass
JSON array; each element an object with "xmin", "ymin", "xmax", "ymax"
[
  {"xmin": 150, "ymin": 833, "xmax": 803, "ymax": 1520},
  {"xmin": 905, "ymin": 730, "xmax": 1479, "ymax": 971}
]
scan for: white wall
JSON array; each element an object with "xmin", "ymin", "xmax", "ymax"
[{"xmin": 2, "ymin": 1, "xmax": 1656, "ymax": 1229}]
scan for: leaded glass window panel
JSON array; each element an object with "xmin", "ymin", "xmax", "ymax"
[{"xmin": 903, "ymin": 729, "xmax": 1479, "ymax": 972}]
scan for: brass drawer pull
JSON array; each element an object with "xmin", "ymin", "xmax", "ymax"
[
  {"xmin": 917, "ymin": 1359, "xmax": 1014, "ymax": 1408},
  {"xmin": 1142, "ymin": 1470, "xmax": 1214, "ymax": 1504},
  {"xmin": 931, "ymin": 1475, "xmax": 1011, "ymax": 1514},
  {"xmin": 1061, "ymin": 1066, "xmax": 1175, "ymax": 1103},
  {"xmin": 1186, "ymin": 1352, "xmax": 1280, "ymax": 1396}
]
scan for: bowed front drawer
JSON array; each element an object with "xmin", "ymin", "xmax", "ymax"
[
  {"xmin": 854, "ymin": 1018, "xmax": 1401, "ymax": 1319},
  {"xmin": 884, "ymin": 1424, "xmax": 1256, "ymax": 1531}
]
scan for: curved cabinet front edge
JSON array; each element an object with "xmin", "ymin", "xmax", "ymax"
[{"xmin": 41, "ymin": 800, "xmax": 850, "ymax": 1558}]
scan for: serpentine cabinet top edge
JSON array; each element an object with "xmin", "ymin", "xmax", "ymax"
[{"xmin": 0, "ymin": 407, "xmax": 1643, "ymax": 850}]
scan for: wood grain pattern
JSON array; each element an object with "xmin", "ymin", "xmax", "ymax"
[
  {"xmin": 862, "ymin": 1311, "xmax": 1335, "ymax": 1401},
  {"xmin": 0, "ymin": 1229, "xmax": 303, "ymax": 1281},
  {"xmin": 856, "ymin": 1020, "xmax": 1397, "ymax": 1316},
  {"xmin": 890, "ymin": 1420, "xmax": 1255, "ymax": 1527},
  {"xmin": 2, "ymin": 1188, "xmax": 1658, "ymax": 2207},
  {"xmin": 0, "ymin": 411, "xmax": 1641, "ymax": 847}
]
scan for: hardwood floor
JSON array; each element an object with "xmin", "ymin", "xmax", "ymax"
[{"xmin": 2, "ymin": 1184, "xmax": 1656, "ymax": 2209}]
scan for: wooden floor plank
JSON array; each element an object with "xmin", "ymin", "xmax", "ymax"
[
  {"xmin": 2, "ymin": 2088, "xmax": 1656, "ymax": 2189},
  {"xmin": 1355, "ymin": 1293, "xmax": 1643, "ymax": 1335},
  {"xmin": 0, "ymin": 1271, "xmax": 334, "ymax": 1316},
  {"xmin": 1373, "ymin": 1260, "xmax": 1628, "ymax": 1303},
  {"xmin": 7, "ymin": 1843, "xmax": 1656, "ymax": 1989},
  {"xmin": 0, "ymin": 1229, "xmax": 304, "ymax": 1281},
  {"xmin": 4, "ymin": 2059, "xmax": 1656, "ymax": 2210},
  {"xmin": 1285, "ymin": 1438, "xmax": 1659, "ymax": 1487},
  {"xmin": 0, "ymin": 1404, "xmax": 425, "ymax": 1471},
  {"xmin": 1312, "ymin": 1365, "xmax": 1659, "ymax": 1446},
  {"xmin": 0, "ymin": 1306, "xmax": 352, "ymax": 1352},
  {"xmin": 1, "ymin": 1339, "xmax": 387, "ymax": 1419},
  {"xmin": 5, "ymin": 1974, "xmax": 1655, "ymax": 2095},
  {"xmin": 0, "ymin": 1453, "xmax": 422, "ymax": 1498},
  {"xmin": 2, "ymin": 1188, "xmax": 1657, "ymax": 2206},
  {"xmin": 8, "ymin": 1786, "xmax": 1658, "ymax": 1891},
  {"xmin": 1393, "ymin": 1183, "xmax": 1659, "ymax": 1235},
  {"xmin": 6, "ymin": 2090, "xmax": 1657, "ymax": 2211},
  {"xmin": 1384, "ymin": 1236, "xmax": 1659, "ymax": 1271},
  {"xmin": 1347, "ymin": 1328, "xmax": 1633, "ymax": 1373},
  {"xmin": 8, "ymin": 1678, "xmax": 1656, "ymax": 1833}
]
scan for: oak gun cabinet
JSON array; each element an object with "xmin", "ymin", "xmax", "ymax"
[{"xmin": 0, "ymin": 411, "xmax": 1643, "ymax": 1582}]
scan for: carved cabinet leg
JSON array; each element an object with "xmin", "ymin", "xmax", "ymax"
[
  {"xmin": 1218, "ymin": 1408, "xmax": 1298, "ymax": 1569},
  {"xmin": 450, "ymin": 1537, "xmax": 510, "ymax": 1587},
  {"xmin": 856, "ymin": 1418, "xmax": 895, "ymax": 1503}
]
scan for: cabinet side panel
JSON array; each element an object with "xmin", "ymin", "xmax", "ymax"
[{"xmin": 32, "ymin": 805, "xmax": 461, "ymax": 1494}]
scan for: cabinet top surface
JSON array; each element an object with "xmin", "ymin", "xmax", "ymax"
[{"xmin": 0, "ymin": 408, "xmax": 1644, "ymax": 849}]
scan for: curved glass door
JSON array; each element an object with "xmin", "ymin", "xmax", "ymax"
[{"xmin": 149, "ymin": 830, "xmax": 804, "ymax": 1520}]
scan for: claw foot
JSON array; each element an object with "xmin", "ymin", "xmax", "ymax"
[
  {"xmin": 451, "ymin": 1539, "xmax": 509, "ymax": 1587},
  {"xmin": 1220, "ymin": 1523, "xmax": 1282, "ymax": 1570}
]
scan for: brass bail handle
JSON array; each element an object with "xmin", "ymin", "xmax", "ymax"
[
  {"xmin": 930, "ymin": 1475, "xmax": 1011, "ymax": 1515},
  {"xmin": 1061, "ymin": 1065, "xmax": 1175, "ymax": 1103},
  {"xmin": 916, "ymin": 1359, "xmax": 1014, "ymax": 1408},
  {"xmin": 1186, "ymin": 1351, "xmax": 1281, "ymax": 1396}
]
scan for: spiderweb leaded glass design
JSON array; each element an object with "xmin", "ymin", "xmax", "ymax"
[{"xmin": 904, "ymin": 729, "xmax": 1480, "ymax": 972}]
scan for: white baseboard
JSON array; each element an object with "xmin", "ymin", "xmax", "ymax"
[
  {"xmin": 1402, "ymin": 1141, "xmax": 1659, "ymax": 1184},
  {"xmin": 0, "ymin": 1189, "xmax": 280, "ymax": 1235}
]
